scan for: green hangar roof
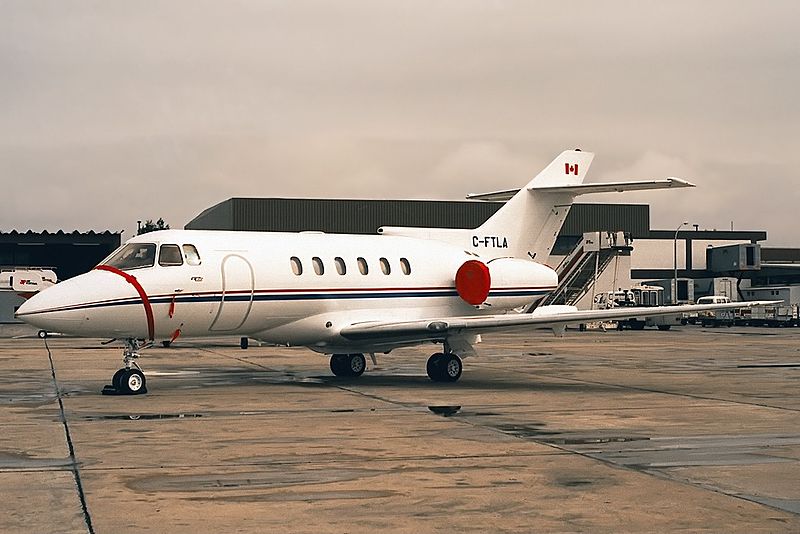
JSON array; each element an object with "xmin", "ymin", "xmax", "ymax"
[{"xmin": 185, "ymin": 198, "xmax": 651, "ymax": 238}]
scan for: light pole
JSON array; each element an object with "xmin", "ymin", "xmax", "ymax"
[{"xmin": 673, "ymin": 221, "xmax": 689, "ymax": 304}]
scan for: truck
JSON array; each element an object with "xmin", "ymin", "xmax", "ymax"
[
  {"xmin": 735, "ymin": 304, "xmax": 798, "ymax": 327},
  {"xmin": 594, "ymin": 285, "xmax": 682, "ymax": 331},
  {"xmin": 0, "ymin": 267, "xmax": 57, "ymax": 323},
  {"xmin": 693, "ymin": 295, "xmax": 735, "ymax": 327}
]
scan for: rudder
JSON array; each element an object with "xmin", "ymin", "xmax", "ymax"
[{"xmin": 475, "ymin": 150, "xmax": 595, "ymax": 261}]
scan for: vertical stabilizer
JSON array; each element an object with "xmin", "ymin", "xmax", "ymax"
[{"xmin": 475, "ymin": 150, "xmax": 595, "ymax": 261}]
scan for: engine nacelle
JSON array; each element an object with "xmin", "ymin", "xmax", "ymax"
[{"xmin": 455, "ymin": 257, "xmax": 558, "ymax": 309}]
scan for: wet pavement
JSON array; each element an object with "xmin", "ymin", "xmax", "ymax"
[{"xmin": 1, "ymin": 325, "xmax": 799, "ymax": 532}]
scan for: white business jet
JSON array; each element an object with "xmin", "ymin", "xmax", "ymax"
[{"xmin": 16, "ymin": 150, "xmax": 763, "ymax": 395}]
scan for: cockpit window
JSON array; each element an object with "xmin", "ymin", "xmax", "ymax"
[
  {"xmin": 158, "ymin": 244, "xmax": 183, "ymax": 266},
  {"xmin": 183, "ymin": 244, "xmax": 201, "ymax": 266},
  {"xmin": 104, "ymin": 243, "xmax": 156, "ymax": 270}
]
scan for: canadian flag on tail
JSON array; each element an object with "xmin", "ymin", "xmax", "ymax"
[{"xmin": 565, "ymin": 163, "xmax": 579, "ymax": 175}]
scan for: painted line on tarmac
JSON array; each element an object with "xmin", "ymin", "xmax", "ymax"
[{"xmin": 44, "ymin": 337, "xmax": 95, "ymax": 534}]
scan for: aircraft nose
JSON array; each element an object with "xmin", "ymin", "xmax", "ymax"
[
  {"xmin": 14, "ymin": 284, "xmax": 81, "ymax": 332},
  {"xmin": 15, "ymin": 274, "xmax": 94, "ymax": 333},
  {"xmin": 15, "ymin": 291, "xmax": 42, "ymax": 317}
]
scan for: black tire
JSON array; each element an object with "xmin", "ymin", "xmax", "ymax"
[
  {"xmin": 657, "ymin": 325, "xmax": 671, "ymax": 331},
  {"xmin": 427, "ymin": 353, "xmax": 445, "ymax": 381},
  {"xmin": 119, "ymin": 369, "xmax": 147, "ymax": 395},
  {"xmin": 37, "ymin": 330, "xmax": 48, "ymax": 339},
  {"xmin": 112, "ymin": 368, "xmax": 127, "ymax": 390},
  {"xmin": 330, "ymin": 354, "xmax": 348, "ymax": 376},
  {"xmin": 240, "ymin": 337, "xmax": 249, "ymax": 349},
  {"xmin": 162, "ymin": 340, "xmax": 171, "ymax": 348}
]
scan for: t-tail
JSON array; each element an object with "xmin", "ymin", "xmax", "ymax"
[
  {"xmin": 471, "ymin": 150, "xmax": 595, "ymax": 261},
  {"xmin": 379, "ymin": 149, "xmax": 694, "ymax": 261}
]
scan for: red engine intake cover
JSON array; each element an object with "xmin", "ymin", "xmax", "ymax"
[{"xmin": 455, "ymin": 260, "xmax": 491, "ymax": 305}]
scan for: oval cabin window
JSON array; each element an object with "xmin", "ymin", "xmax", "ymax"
[
  {"xmin": 357, "ymin": 257, "xmax": 368, "ymax": 275},
  {"xmin": 334, "ymin": 257, "xmax": 346, "ymax": 275},
  {"xmin": 379, "ymin": 257, "xmax": 391, "ymax": 275},
  {"xmin": 400, "ymin": 257, "xmax": 411, "ymax": 275},
  {"xmin": 312, "ymin": 257, "xmax": 324, "ymax": 275},
  {"xmin": 290, "ymin": 257, "xmax": 303, "ymax": 275}
]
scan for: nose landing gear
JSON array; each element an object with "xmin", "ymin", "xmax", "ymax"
[{"xmin": 102, "ymin": 339, "xmax": 148, "ymax": 395}]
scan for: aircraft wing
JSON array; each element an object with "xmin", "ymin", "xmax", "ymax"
[{"xmin": 339, "ymin": 301, "xmax": 777, "ymax": 341}]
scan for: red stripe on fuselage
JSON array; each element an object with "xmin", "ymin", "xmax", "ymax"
[{"xmin": 94, "ymin": 265, "xmax": 155, "ymax": 341}]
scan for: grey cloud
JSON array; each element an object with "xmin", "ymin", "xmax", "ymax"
[{"xmin": 0, "ymin": 1, "xmax": 797, "ymax": 242}]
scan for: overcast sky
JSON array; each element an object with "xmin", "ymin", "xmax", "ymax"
[{"xmin": 1, "ymin": 1, "xmax": 798, "ymax": 243}]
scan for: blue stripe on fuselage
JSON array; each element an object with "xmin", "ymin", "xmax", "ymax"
[{"xmin": 31, "ymin": 288, "xmax": 554, "ymax": 315}]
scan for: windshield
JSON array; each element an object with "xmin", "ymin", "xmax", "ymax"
[{"xmin": 103, "ymin": 243, "xmax": 156, "ymax": 270}]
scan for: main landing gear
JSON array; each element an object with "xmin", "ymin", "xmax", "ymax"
[
  {"xmin": 102, "ymin": 338, "xmax": 148, "ymax": 395},
  {"xmin": 330, "ymin": 353, "xmax": 366, "ymax": 377},
  {"xmin": 426, "ymin": 352, "xmax": 463, "ymax": 382}
]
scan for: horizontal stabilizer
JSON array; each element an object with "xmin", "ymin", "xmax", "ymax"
[
  {"xmin": 466, "ymin": 188, "xmax": 522, "ymax": 202},
  {"xmin": 531, "ymin": 177, "xmax": 694, "ymax": 194},
  {"xmin": 467, "ymin": 178, "xmax": 694, "ymax": 202}
]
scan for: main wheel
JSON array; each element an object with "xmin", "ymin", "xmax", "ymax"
[
  {"xmin": 119, "ymin": 369, "xmax": 147, "ymax": 395},
  {"xmin": 345, "ymin": 353, "xmax": 366, "ymax": 377},
  {"xmin": 427, "ymin": 353, "xmax": 445, "ymax": 381},
  {"xmin": 440, "ymin": 354, "xmax": 463, "ymax": 382},
  {"xmin": 657, "ymin": 325, "xmax": 671, "ymax": 331},
  {"xmin": 330, "ymin": 354, "xmax": 348, "ymax": 376}
]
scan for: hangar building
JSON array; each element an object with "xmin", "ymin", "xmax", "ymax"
[{"xmin": 0, "ymin": 230, "xmax": 121, "ymax": 323}]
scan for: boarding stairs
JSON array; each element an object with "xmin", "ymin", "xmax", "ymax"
[{"xmin": 540, "ymin": 232, "xmax": 632, "ymax": 306}]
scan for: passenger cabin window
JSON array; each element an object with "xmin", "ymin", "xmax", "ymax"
[
  {"xmin": 290, "ymin": 256, "xmax": 303, "ymax": 275},
  {"xmin": 334, "ymin": 257, "xmax": 346, "ymax": 275},
  {"xmin": 379, "ymin": 257, "xmax": 391, "ymax": 275},
  {"xmin": 183, "ymin": 244, "xmax": 201, "ymax": 266},
  {"xmin": 159, "ymin": 244, "xmax": 183, "ymax": 266},
  {"xmin": 104, "ymin": 243, "xmax": 156, "ymax": 270},
  {"xmin": 357, "ymin": 257, "xmax": 368, "ymax": 275},
  {"xmin": 400, "ymin": 257, "xmax": 411, "ymax": 275},
  {"xmin": 312, "ymin": 257, "xmax": 324, "ymax": 275}
]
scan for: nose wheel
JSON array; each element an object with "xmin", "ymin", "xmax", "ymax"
[{"xmin": 102, "ymin": 339, "xmax": 148, "ymax": 395}]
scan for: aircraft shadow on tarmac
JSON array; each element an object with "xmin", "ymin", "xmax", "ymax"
[{"xmin": 72, "ymin": 366, "xmax": 613, "ymax": 394}]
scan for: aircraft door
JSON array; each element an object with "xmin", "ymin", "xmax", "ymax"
[{"xmin": 209, "ymin": 254, "xmax": 255, "ymax": 332}]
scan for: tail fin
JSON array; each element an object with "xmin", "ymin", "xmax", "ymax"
[
  {"xmin": 379, "ymin": 149, "xmax": 692, "ymax": 261},
  {"xmin": 476, "ymin": 150, "xmax": 595, "ymax": 261}
]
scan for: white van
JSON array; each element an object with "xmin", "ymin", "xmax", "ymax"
[{"xmin": 695, "ymin": 295, "xmax": 734, "ymax": 327}]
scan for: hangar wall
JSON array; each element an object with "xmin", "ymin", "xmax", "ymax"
[
  {"xmin": 186, "ymin": 198, "xmax": 652, "ymax": 238},
  {"xmin": 0, "ymin": 231, "xmax": 122, "ymax": 280}
]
